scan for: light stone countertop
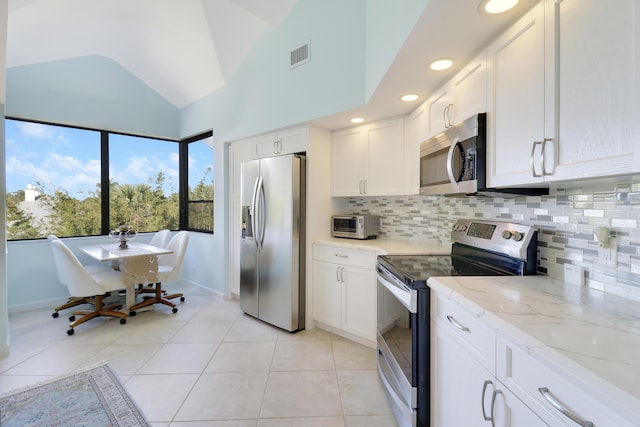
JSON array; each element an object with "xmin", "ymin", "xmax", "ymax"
[
  {"xmin": 427, "ymin": 275, "xmax": 640, "ymax": 423},
  {"xmin": 313, "ymin": 237, "xmax": 450, "ymax": 256}
]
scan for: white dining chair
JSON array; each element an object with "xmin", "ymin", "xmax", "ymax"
[
  {"xmin": 48, "ymin": 235, "xmax": 113, "ymax": 318},
  {"xmin": 129, "ymin": 231, "xmax": 189, "ymax": 314},
  {"xmin": 149, "ymin": 229, "xmax": 171, "ymax": 249},
  {"xmin": 51, "ymin": 239, "xmax": 128, "ymax": 335}
]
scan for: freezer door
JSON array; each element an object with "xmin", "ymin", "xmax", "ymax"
[
  {"xmin": 239, "ymin": 159, "xmax": 259, "ymax": 318},
  {"xmin": 258, "ymin": 155, "xmax": 304, "ymax": 331}
]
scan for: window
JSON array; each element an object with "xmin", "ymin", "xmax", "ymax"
[
  {"xmin": 109, "ymin": 133, "xmax": 180, "ymax": 233},
  {"xmin": 180, "ymin": 131, "xmax": 214, "ymax": 233},
  {"xmin": 5, "ymin": 118, "xmax": 210, "ymax": 240},
  {"xmin": 5, "ymin": 119, "xmax": 102, "ymax": 239}
]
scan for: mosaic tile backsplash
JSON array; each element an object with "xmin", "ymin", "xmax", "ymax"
[{"xmin": 347, "ymin": 177, "xmax": 640, "ymax": 300}]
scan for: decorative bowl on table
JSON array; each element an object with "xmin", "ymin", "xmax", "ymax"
[{"xmin": 109, "ymin": 225, "xmax": 137, "ymax": 249}]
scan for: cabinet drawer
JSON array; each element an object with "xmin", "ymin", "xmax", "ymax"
[
  {"xmin": 497, "ymin": 334, "xmax": 637, "ymax": 427},
  {"xmin": 432, "ymin": 295, "xmax": 495, "ymax": 373},
  {"xmin": 312, "ymin": 244, "xmax": 376, "ymax": 269}
]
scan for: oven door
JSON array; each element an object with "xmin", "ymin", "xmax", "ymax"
[{"xmin": 376, "ymin": 264, "xmax": 418, "ymax": 427}]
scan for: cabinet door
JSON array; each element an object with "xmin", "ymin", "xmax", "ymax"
[
  {"xmin": 452, "ymin": 54, "xmax": 487, "ymax": 124},
  {"xmin": 312, "ymin": 260, "xmax": 342, "ymax": 329},
  {"xmin": 486, "ymin": 2, "xmax": 546, "ymax": 187},
  {"xmin": 331, "ymin": 128, "xmax": 366, "ymax": 196},
  {"xmin": 549, "ymin": 0, "xmax": 640, "ymax": 181},
  {"xmin": 427, "ymin": 89, "xmax": 451, "ymax": 137},
  {"xmin": 432, "ymin": 321, "xmax": 493, "ymax": 426},
  {"xmin": 255, "ymin": 127, "xmax": 308, "ymax": 158},
  {"xmin": 433, "ymin": 322, "xmax": 546, "ymax": 427},
  {"xmin": 406, "ymin": 105, "xmax": 427, "ymax": 194},
  {"xmin": 341, "ymin": 265, "xmax": 376, "ymax": 341},
  {"xmin": 365, "ymin": 118, "xmax": 405, "ymax": 196}
]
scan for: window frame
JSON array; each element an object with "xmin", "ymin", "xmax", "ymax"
[
  {"xmin": 5, "ymin": 116, "xmax": 212, "ymax": 239},
  {"xmin": 179, "ymin": 130, "xmax": 214, "ymax": 234}
]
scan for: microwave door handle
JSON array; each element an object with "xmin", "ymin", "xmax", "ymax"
[{"xmin": 446, "ymin": 138, "xmax": 460, "ymax": 187}]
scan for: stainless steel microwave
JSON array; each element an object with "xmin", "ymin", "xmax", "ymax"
[
  {"xmin": 331, "ymin": 215, "xmax": 380, "ymax": 240},
  {"xmin": 420, "ymin": 113, "xmax": 486, "ymax": 196}
]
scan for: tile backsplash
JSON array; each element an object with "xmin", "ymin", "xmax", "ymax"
[{"xmin": 347, "ymin": 177, "xmax": 640, "ymax": 300}]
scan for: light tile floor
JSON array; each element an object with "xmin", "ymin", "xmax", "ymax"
[{"xmin": 0, "ymin": 282, "xmax": 398, "ymax": 427}]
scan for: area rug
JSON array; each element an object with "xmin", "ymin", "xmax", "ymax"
[{"xmin": 0, "ymin": 363, "xmax": 150, "ymax": 427}]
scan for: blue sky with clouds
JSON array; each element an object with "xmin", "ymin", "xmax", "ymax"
[{"xmin": 5, "ymin": 119, "xmax": 213, "ymax": 199}]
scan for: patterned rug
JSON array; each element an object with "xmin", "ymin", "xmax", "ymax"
[{"xmin": 0, "ymin": 363, "xmax": 150, "ymax": 427}]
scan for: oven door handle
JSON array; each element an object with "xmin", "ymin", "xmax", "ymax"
[{"xmin": 376, "ymin": 266, "xmax": 417, "ymax": 313}]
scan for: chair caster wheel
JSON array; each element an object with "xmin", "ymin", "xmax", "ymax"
[
  {"xmin": 129, "ymin": 311, "xmax": 136, "ymax": 317},
  {"xmin": 52, "ymin": 312, "xmax": 59, "ymax": 318},
  {"xmin": 120, "ymin": 318, "xmax": 127, "ymax": 325},
  {"xmin": 172, "ymin": 307, "xmax": 178, "ymax": 313},
  {"xmin": 67, "ymin": 328, "xmax": 75, "ymax": 335},
  {"xmin": 180, "ymin": 296, "xmax": 185, "ymax": 302},
  {"xmin": 69, "ymin": 315, "xmax": 76, "ymax": 322}
]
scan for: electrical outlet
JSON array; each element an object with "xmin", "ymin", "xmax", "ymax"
[{"xmin": 598, "ymin": 238, "xmax": 617, "ymax": 267}]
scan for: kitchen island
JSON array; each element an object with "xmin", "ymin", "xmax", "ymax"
[{"xmin": 428, "ymin": 275, "xmax": 640, "ymax": 426}]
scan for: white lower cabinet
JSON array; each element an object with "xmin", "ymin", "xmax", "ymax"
[
  {"xmin": 312, "ymin": 244, "xmax": 376, "ymax": 343},
  {"xmin": 432, "ymin": 295, "xmax": 546, "ymax": 426},
  {"xmin": 497, "ymin": 335, "xmax": 637, "ymax": 427}
]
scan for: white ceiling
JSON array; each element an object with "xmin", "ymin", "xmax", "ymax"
[
  {"xmin": 6, "ymin": 0, "xmax": 536, "ymax": 128},
  {"xmin": 7, "ymin": 0, "xmax": 299, "ymax": 108}
]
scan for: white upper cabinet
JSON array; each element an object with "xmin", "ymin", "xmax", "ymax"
[
  {"xmin": 331, "ymin": 117, "xmax": 408, "ymax": 197},
  {"xmin": 486, "ymin": 1, "xmax": 547, "ymax": 187},
  {"xmin": 254, "ymin": 126, "xmax": 308, "ymax": 158},
  {"xmin": 425, "ymin": 52, "xmax": 487, "ymax": 140},
  {"xmin": 488, "ymin": 0, "xmax": 640, "ymax": 187},
  {"xmin": 549, "ymin": 0, "xmax": 640, "ymax": 181},
  {"xmin": 450, "ymin": 53, "xmax": 487, "ymax": 125},
  {"xmin": 427, "ymin": 88, "xmax": 452, "ymax": 137}
]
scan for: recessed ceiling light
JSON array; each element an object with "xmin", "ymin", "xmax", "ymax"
[
  {"xmin": 480, "ymin": 0, "xmax": 519, "ymax": 14},
  {"xmin": 401, "ymin": 94, "xmax": 419, "ymax": 102},
  {"xmin": 350, "ymin": 117, "xmax": 365, "ymax": 124},
  {"xmin": 429, "ymin": 58, "xmax": 454, "ymax": 71}
]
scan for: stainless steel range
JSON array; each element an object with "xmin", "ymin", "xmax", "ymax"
[{"xmin": 376, "ymin": 219, "xmax": 538, "ymax": 427}]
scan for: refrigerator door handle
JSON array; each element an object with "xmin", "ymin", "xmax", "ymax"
[
  {"xmin": 256, "ymin": 176, "xmax": 266, "ymax": 251},
  {"xmin": 250, "ymin": 176, "xmax": 260, "ymax": 249}
]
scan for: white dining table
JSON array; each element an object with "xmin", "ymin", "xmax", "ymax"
[{"xmin": 79, "ymin": 242, "xmax": 173, "ymax": 312}]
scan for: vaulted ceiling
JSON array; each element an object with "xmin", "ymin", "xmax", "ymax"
[
  {"xmin": 6, "ymin": 0, "xmax": 537, "ymax": 129},
  {"xmin": 7, "ymin": 0, "xmax": 299, "ymax": 108}
]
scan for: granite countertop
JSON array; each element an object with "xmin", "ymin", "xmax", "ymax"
[
  {"xmin": 313, "ymin": 237, "xmax": 450, "ymax": 256},
  {"xmin": 428, "ymin": 275, "xmax": 640, "ymax": 422}
]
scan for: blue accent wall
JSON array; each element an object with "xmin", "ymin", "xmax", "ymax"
[{"xmin": 6, "ymin": 55, "xmax": 180, "ymax": 139}]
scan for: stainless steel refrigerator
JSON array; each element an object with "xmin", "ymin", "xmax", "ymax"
[{"xmin": 239, "ymin": 154, "xmax": 306, "ymax": 332}]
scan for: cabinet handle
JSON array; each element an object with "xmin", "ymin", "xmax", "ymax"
[
  {"xmin": 538, "ymin": 387, "xmax": 594, "ymax": 427},
  {"xmin": 336, "ymin": 266, "xmax": 341, "ymax": 282},
  {"xmin": 363, "ymin": 179, "xmax": 367, "ymax": 195},
  {"xmin": 443, "ymin": 105, "xmax": 449, "ymax": 128},
  {"xmin": 340, "ymin": 266, "xmax": 345, "ymax": 282},
  {"xmin": 334, "ymin": 254, "xmax": 349, "ymax": 258},
  {"xmin": 531, "ymin": 140, "xmax": 543, "ymax": 177},
  {"xmin": 490, "ymin": 389, "xmax": 503, "ymax": 427},
  {"xmin": 446, "ymin": 315, "xmax": 470, "ymax": 332},
  {"xmin": 447, "ymin": 103, "xmax": 454, "ymax": 127},
  {"xmin": 481, "ymin": 380, "xmax": 494, "ymax": 421},
  {"xmin": 541, "ymin": 138, "xmax": 554, "ymax": 176}
]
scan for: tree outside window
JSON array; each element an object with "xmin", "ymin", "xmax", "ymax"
[{"xmin": 5, "ymin": 118, "xmax": 210, "ymax": 240}]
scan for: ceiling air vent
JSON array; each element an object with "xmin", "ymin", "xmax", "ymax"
[{"xmin": 290, "ymin": 41, "xmax": 310, "ymax": 69}]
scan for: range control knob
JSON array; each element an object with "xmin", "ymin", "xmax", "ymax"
[
  {"xmin": 501, "ymin": 230, "xmax": 513, "ymax": 240},
  {"xmin": 512, "ymin": 232, "xmax": 524, "ymax": 242}
]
